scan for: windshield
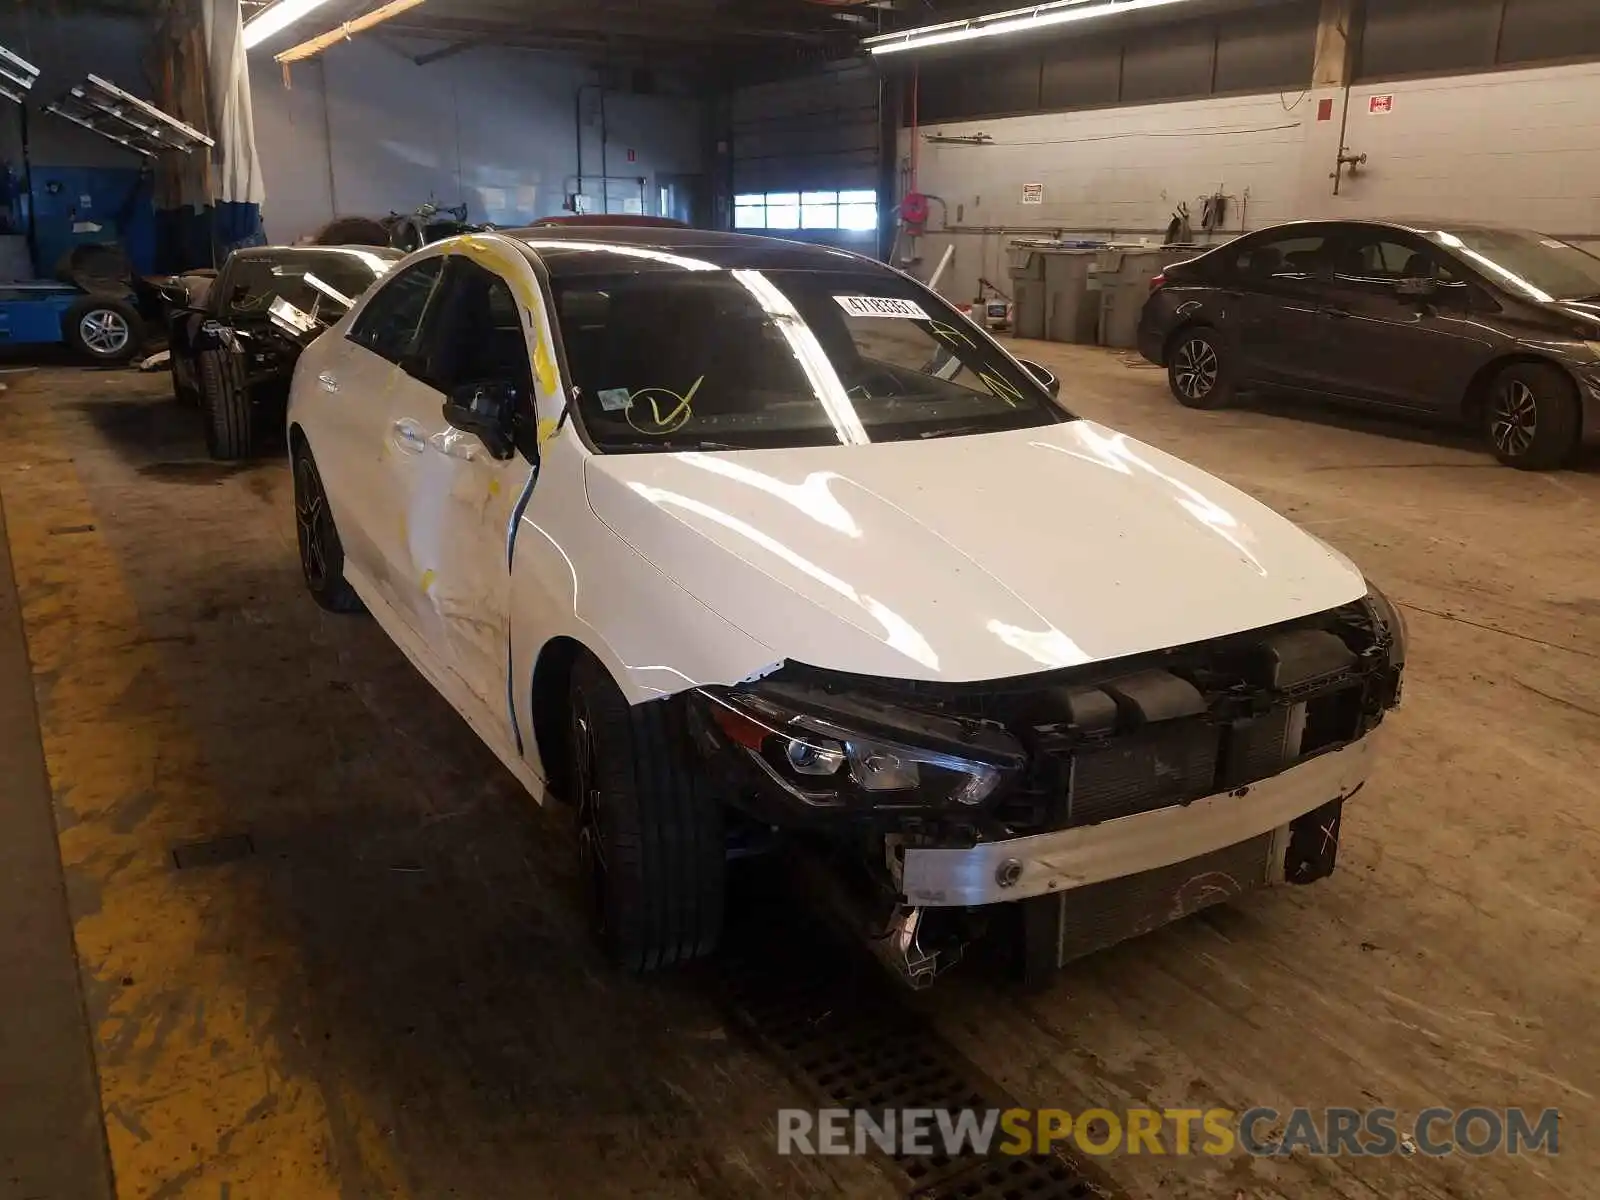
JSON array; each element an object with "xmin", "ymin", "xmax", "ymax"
[
  {"xmin": 1428, "ymin": 228, "xmax": 1600, "ymax": 302},
  {"xmin": 551, "ymin": 267, "xmax": 1070, "ymax": 452},
  {"xmin": 226, "ymin": 250, "xmax": 399, "ymax": 320}
]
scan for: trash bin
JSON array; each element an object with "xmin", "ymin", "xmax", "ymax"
[
  {"xmin": 1007, "ymin": 248, "xmax": 1047, "ymax": 340},
  {"xmin": 1041, "ymin": 250, "xmax": 1101, "ymax": 345},
  {"xmin": 1095, "ymin": 246, "xmax": 1173, "ymax": 349}
]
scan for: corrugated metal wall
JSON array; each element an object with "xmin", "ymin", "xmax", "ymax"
[{"xmin": 726, "ymin": 58, "xmax": 883, "ymax": 251}]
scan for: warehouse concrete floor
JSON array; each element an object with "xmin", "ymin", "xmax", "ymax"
[{"xmin": 0, "ymin": 342, "xmax": 1594, "ymax": 1200}]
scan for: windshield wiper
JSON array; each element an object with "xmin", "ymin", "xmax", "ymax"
[
  {"xmin": 598, "ymin": 438, "xmax": 747, "ymax": 453},
  {"xmin": 916, "ymin": 425, "xmax": 1005, "ymax": 440}
]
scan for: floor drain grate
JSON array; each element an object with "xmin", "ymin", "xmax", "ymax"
[
  {"xmin": 711, "ymin": 873, "xmax": 1127, "ymax": 1200},
  {"xmin": 915, "ymin": 1152, "xmax": 1106, "ymax": 1199},
  {"xmin": 171, "ymin": 833, "xmax": 255, "ymax": 870}
]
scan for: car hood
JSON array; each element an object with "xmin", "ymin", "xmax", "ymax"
[{"xmin": 583, "ymin": 421, "xmax": 1368, "ymax": 684}]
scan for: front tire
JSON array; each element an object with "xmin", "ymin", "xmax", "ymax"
[
  {"xmin": 198, "ymin": 345, "xmax": 254, "ymax": 460},
  {"xmin": 64, "ymin": 297, "xmax": 143, "ymax": 365},
  {"xmin": 1485, "ymin": 362, "xmax": 1581, "ymax": 470},
  {"xmin": 1167, "ymin": 325, "xmax": 1234, "ymax": 409},
  {"xmin": 291, "ymin": 444, "xmax": 363, "ymax": 613},
  {"xmin": 569, "ymin": 654, "xmax": 725, "ymax": 972}
]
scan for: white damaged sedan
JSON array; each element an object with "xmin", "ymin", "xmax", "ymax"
[{"xmin": 286, "ymin": 227, "xmax": 1405, "ymax": 984}]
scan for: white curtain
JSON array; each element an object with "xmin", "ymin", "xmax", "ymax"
[{"xmin": 202, "ymin": 0, "xmax": 265, "ymax": 214}]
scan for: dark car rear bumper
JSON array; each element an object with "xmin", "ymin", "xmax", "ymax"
[{"xmin": 1137, "ymin": 324, "xmax": 1166, "ymax": 366}]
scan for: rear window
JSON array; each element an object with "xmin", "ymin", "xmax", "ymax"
[{"xmin": 552, "ymin": 267, "xmax": 1071, "ymax": 452}]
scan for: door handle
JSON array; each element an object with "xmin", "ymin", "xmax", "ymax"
[
  {"xmin": 1319, "ymin": 306, "xmax": 1351, "ymax": 320},
  {"xmin": 391, "ymin": 419, "xmax": 428, "ymax": 454},
  {"xmin": 318, "ymin": 371, "xmax": 339, "ymax": 393},
  {"xmin": 429, "ymin": 430, "xmax": 479, "ymax": 462}
]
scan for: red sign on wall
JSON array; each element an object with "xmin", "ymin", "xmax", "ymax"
[
  {"xmin": 1368, "ymin": 94, "xmax": 1395, "ymax": 115},
  {"xmin": 626, "ymin": 148, "xmax": 637, "ymax": 162}
]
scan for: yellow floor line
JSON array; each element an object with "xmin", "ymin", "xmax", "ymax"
[{"xmin": 0, "ymin": 392, "xmax": 408, "ymax": 1198}]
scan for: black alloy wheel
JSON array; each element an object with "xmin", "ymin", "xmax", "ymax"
[
  {"xmin": 1168, "ymin": 326, "xmax": 1233, "ymax": 409},
  {"xmin": 1485, "ymin": 362, "xmax": 1581, "ymax": 470},
  {"xmin": 570, "ymin": 690, "xmax": 609, "ymax": 937},
  {"xmin": 1489, "ymin": 378, "xmax": 1539, "ymax": 460},
  {"xmin": 292, "ymin": 446, "xmax": 362, "ymax": 612}
]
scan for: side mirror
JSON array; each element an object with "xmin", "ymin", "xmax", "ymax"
[
  {"xmin": 1394, "ymin": 276, "xmax": 1439, "ymax": 300},
  {"xmin": 442, "ymin": 381, "xmax": 520, "ymax": 460},
  {"xmin": 1018, "ymin": 358, "xmax": 1061, "ymax": 399}
]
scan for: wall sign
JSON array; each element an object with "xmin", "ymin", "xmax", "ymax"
[
  {"xmin": 1368, "ymin": 94, "xmax": 1395, "ymax": 115},
  {"xmin": 1021, "ymin": 183, "xmax": 1044, "ymax": 205}
]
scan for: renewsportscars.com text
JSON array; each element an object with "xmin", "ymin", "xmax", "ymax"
[{"xmin": 777, "ymin": 1106, "xmax": 1560, "ymax": 1159}]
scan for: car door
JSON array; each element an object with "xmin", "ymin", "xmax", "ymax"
[
  {"xmin": 378, "ymin": 250, "xmax": 550, "ymax": 731},
  {"xmin": 1225, "ymin": 226, "xmax": 1343, "ymax": 391},
  {"xmin": 1316, "ymin": 228, "xmax": 1498, "ymax": 412},
  {"xmin": 317, "ymin": 255, "xmax": 446, "ymax": 598}
]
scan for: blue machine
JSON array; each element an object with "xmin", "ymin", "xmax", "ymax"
[
  {"xmin": 0, "ymin": 69, "xmax": 167, "ymax": 362},
  {"xmin": 0, "ymin": 282, "xmax": 83, "ymax": 345}
]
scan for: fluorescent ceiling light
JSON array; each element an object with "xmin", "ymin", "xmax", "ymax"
[
  {"xmin": 865, "ymin": 0, "xmax": 1195, "ymax": 55},
  {"xmin": 243, "ymin": 0, "xmax": 339, "ymax": 50}
]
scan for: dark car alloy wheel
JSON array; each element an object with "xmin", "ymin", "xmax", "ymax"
[
  {"xmin": 1173, "ymin": 335, "xmax": 1220, "ymax": 401},
  {"xmin": 1489, "ymin": 379, "xmax": 1538, "ymax": 459},
  {"xmin": 571, "ymin": 696, "xmax": 609, "ymax": 933},
  {"xmin": 78, "ymin": 307, "xmax": 132, "ymax": 357},
  {"xmin": 295, "ymin": 455, "xmax": 332, "ymax": 591}
]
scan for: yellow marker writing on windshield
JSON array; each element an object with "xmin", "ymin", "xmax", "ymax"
[
  {"xmin": 625, "ymin": 375, "xmax": 704, "ymax": 436},
  {"xmin": 978, "ymin": 370, "xmax": 1025, "ymax": 407}
]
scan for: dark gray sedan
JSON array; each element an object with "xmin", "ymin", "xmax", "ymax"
[{"xmin": 1137, "ymin": 219, "xmax": 1600, "ymax": 469}]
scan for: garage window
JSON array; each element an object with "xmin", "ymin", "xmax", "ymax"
[{"xmin": 733, "ymin": 189, "xmax": 878, "ymax": 233}]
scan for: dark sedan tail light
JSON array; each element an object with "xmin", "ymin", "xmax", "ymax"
[{"xmin": 1149, "ymin": 272, "xmax": 1167, "ymax": 292}]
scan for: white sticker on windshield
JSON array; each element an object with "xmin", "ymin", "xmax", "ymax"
[
  {"xmin": 1540, "ymin": 239, "xmax": 1569, "ymax": 249},
  {"xmin": 834, "ymin": 295, "xmax": 929, "ymax": 320},
  {"xmin": 597, "ymin": 387, "xmax": 632, "ymax": 412}
]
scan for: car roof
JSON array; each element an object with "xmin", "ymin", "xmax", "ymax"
[
  {"xmin": 1247, "ymin": 217, "xmax": 1532, "ymax": 238},
  {"xmin": 232, "ymin": 244, "xmax": 404, "ymax": 259},
  {"xmin": 502, "ymin": 225, "xmax": 878, "ymax": 276}
]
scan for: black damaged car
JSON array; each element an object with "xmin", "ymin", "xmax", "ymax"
[
  {"xmin": 169, "ymin": 245, "xmax": 402, "ymax": 459},
  {"xmin": 1137, "ymin": 219, "xmax": 1600, "ymax": 469}
]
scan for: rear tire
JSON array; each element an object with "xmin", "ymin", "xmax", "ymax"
[
  {"xmin": 291, "ymin": 443, "xmax": 363, "ymax": 614},
  {"xmin": 198, "ymin": 345, "xmax": 254, "ymax": 460},
  {"xmin": 63, "ymin": 297, "xmax": 143, "ymax": 365},
  {"xmin": 568, "ymin": 654, "xmax": 725, "ymax": 972},
  {"xmin": 1166, "ymin": 325, "xmax": 1234, "ymax": 409},
  {"xmin": 1485, "ymin": 362, "xmax": 1581, "ymax": 470}
]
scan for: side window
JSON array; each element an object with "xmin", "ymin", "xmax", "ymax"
[
  {"xmin": 413, "ymin": 257, "xmax": 535, "ymax": 403},
  {"xmin": 1335, "ymin": 236, "xmax": 1455, "ymax": 283},
  {"xmin": 348, "ymin": 258, "xmax": 444, "ymax": 363},
  {"xmin": 1333, "ymin": 234, "xmax": 1470, "ymax": 300},
  {"xmin": 1232, "ymin": 232, "xmax": 1334, "ymax": 286}
]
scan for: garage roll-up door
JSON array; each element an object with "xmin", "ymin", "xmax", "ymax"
[{"xmin": 728, "ymin": 58, "xmax": 882, "ymax": 251}]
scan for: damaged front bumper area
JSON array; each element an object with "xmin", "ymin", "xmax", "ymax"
[
  {"xmin": 896, "ymin": 730, "xmax": 1375, "ymax": 908},
  {"xmin": 688, "ymin": 589, "xmax": 1404, "ymax": 985}
]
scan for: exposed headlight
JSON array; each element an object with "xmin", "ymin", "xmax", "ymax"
[
  {"xmin": 702, "ymin": 688, "xmax": 1023, "ymax": 811},
  {"xmin": 1365, "ymin": 581, "xmax": 1408, "ymax": 670}
]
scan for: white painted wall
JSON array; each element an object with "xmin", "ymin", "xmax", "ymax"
[
  {"xmin": 249, "ymin": 39, "xmax": 707, "ymax": 244},
  {"xmin": 902, "ymin": 60, "xmax": 1600, "ymax": 301}
]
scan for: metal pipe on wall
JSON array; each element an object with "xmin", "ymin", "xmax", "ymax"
[{"xmin": 573, "ymin": 80, "xmax": 611, "ymax": 212}]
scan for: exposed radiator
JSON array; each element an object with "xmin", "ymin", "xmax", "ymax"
[{"xmin": 1022, "ymin": 832, "xmax": 1275, "ymax": 974}]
